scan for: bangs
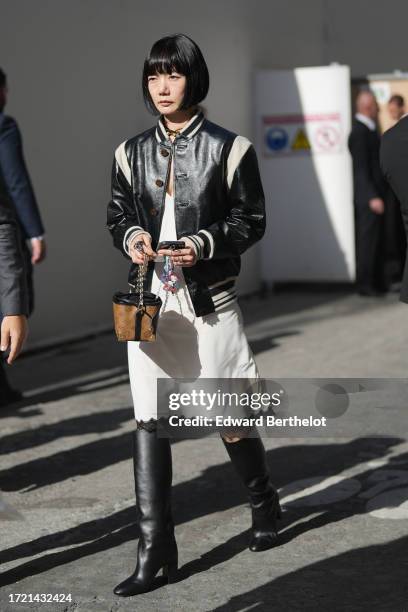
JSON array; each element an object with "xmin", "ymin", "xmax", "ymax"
[{"xmin": 144, "ymin": 42, "xmax": 187, "ymax": 77}]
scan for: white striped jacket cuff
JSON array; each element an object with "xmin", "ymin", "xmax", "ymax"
[
  {"xmin": 183, "ymin": 234, "xmax": 205, "ymax": 260},
  {"xmin": 184, "ymin": 230, "xmax": 215, "ymax": 260},
  {"xmin": 123, "ymin": 226, "xmax": 151, "ymax": 255}
]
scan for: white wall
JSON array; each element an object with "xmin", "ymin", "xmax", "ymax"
[{"xmin": 0, "ymin": 0, "xmax": 403, "ymax": 345}]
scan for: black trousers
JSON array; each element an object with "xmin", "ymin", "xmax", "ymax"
[
  {"xmin": 385, "ymin": 189, "xmax": 407, "ymax": 282},
  {"xmin": 21, "ymin": 241, "xmax": 34, "ymax": 316},
  {"xmin": 354, "ymin": 201, "xmax": 386, "ymax": 293},
  {"xmin": 0, "ymin": 240, "xmax": 33, "ymax": 393}
]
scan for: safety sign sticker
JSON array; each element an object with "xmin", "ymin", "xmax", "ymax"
[
  {"xmin": 262, "ymin": 113, "xmax": 343, "ymax": 156},
  {"xmin": 291, "ymin": 128, "xmax": 311, "ymax": 151}
]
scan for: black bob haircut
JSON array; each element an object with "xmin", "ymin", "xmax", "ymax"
[{"xmin": 142, "ymin": 34, "xmax": 209, "ymax": 115}]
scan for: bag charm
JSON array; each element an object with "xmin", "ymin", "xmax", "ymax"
[{"xmin": 160, "ymin": 255, "xmax": 181, "ymax": 293}]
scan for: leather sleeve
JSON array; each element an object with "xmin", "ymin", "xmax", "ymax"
[
  {"xmin": 106, "ymin": 143, "xmax": 146, "ymax": 259},
  {"xmin": 197, "ymin": 144, "xmax": 266, "ymax": 259}
]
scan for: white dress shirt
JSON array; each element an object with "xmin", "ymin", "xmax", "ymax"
[{"xmin": 355, "ymin": 113, "xmax": 377, "ymax": 131}]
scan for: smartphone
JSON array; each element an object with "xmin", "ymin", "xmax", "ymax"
[
  {"xmin": 157, "ymin": 240, "xmax": 186, "ymax": 251},
  {"xmin": 155, "ymin": 240, "xmax": 185, "ymax": 262}
]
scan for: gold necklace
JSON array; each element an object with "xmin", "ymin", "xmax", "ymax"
[
  {"xmin": 164, "ymin": 125, "xmax": 181, "ymax": 138},
  {"xmin": 163, "ymin": 114, "xmax": 193, "ymax": 138}
]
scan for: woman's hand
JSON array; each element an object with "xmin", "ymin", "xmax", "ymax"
[
  {"xmin": 157, "ymin": 242, "xmax": 198, "ymax": 267},
  {"xmin": 129, "ymin": 233, "xmax": 156, "ymax": 265}
]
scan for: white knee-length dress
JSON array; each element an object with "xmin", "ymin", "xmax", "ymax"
[{"xmin": 127, "ymin": 192, "xmax": 260, "ymax": 421}]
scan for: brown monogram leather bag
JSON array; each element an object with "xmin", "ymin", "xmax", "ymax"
[{"xmin": 112, "ymin": 252, "xmax": 162, "ymax": 342}]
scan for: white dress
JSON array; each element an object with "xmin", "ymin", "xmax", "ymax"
[{"xmin": 127, "ymin": 191, "xmax": 260, "ymax": 421}]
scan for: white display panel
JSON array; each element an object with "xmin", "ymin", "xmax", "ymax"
[{"xmin": 255, "ymin": 65, "xmax": 355, "ymax": 282}]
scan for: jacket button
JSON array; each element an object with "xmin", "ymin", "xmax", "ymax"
[
  {"xmin": 161, "ymin": 149, "xmax": 169, "ymax": 157},
  {"xmin": 150, "ymin": 208, "xmax": 158, "ymax": 216},
  {"xmin": 155, "ymin": 179, "xmax": 164, "ymax": 187}
]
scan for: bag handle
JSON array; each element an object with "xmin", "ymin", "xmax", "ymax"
[
  {"xmin": 130, "ymin": 242, "xmax": 148, "ymax": 308},
  {"xmin": 137, "ymin": 244, "xmax": 148, "ymax": 308}
]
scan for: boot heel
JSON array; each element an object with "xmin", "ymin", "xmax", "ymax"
[{"xmin": 163, "ymin": 561, "xmax": 178, "ymax": 584}]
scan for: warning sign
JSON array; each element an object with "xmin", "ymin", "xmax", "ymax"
[
  {"xmin": 314, "ymin": 125, "xmax": 340, "ymax": 151},
  {"xmin": 262, "ymin": 113, "xmax": 343, "ymax": 156},
  {"xmin": 291, "ymin": 128, "xmax": 311, "ymax": 151},
  {"xmin": 266, "ymin": 127, "xmax": 289, "ymax": 152}
]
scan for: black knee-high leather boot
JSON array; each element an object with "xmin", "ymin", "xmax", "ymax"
[
  {"xmin": 114, "ymin": 420, "xmax": 178, "ymax": 597},
  {"xmin": 222, "ymin": 433, "xmax": 281, "ymax": 551}
]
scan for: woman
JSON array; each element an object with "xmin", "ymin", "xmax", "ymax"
[{"xmin": 107, "ymin": 33, "xmax": 281, "ymax": 597}]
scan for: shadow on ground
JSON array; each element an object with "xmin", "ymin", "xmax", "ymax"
[
  {"xmin": 207, "ymin": 534, "xmax": 408, "ymax": 611},
  {"xmin": 1, "ymin": 434, "xmax": 406, "ymax": 608}
]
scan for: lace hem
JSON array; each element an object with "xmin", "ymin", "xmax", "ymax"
[{"xmin": 135, "ymin": 417, "xmax": 170, "ymax": 432}]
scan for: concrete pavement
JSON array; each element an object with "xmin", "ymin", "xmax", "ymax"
[{"xmin": 1, "ymin": 289, "xmax": 408, "ymax": 611}]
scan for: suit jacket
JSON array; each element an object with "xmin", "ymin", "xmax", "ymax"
[
  {"xmin": 0, "ymin": 199, "xmax": 28, "ymax": 316},
  {"xmin": 380, "ymin": 115, "xmax": 408, "ymax": 302},
  {"xmin": 0, "ymin": 113, "xmax": 44, "ymax": 239},
  {"xmin": 348, "ymin": 119, "xmax": 386, "ymax": 205}
]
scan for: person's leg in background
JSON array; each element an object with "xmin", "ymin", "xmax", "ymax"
[
  {"xmin": 0, "ymin": 241, "xmax": 33, "ymax": 406},
  {"xmin": 373, "ymin": 208, "xmax": 387, "ymax": 293},
  {"xmin": 385, "ymin": 189, "xmax": 406, "ymax": 286},
  {"xmin": 0, "ymin": 314, "xmax": 23, "ymax": 406},
  {"xmin": 395, "ymin": 205, "xmax": 407, "ymax": 281},
  {"xmin": 355, "ymin": 202, "xmax": 386, "ymax": 295},
  {"xmin": 0, "ymin": 357, "xmax": 21, "ymax": 405},
  {"xmin": 22, "ymin": 240, "xmax": 34, "ymax": 316}
]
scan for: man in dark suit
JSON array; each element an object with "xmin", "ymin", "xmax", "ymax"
[
  {"xmin": 0, "ymin": 67, "xmax": 46, "ymax": 315},
  {"xmin": 380, "ymin": 112, "xmax": 408, "ymax": 304},
  {"xmin": 0, "ymin": 67, "xmax": 44, "ymax": 404},
  {"xmin": 348, "ymin": 90, "xmax": 388, "ymax": 296},
  {"xmin": 384, "ymin": 95, "xmax": 407, "ymax": 286},
  {"xmin": 0, "ymin": 200, "xmax": 28, "ymax": 404}
]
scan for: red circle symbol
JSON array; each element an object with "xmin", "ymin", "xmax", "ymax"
[{"xmin": 315, "ymin": 125, "xmax": 340, "ymax": 151}]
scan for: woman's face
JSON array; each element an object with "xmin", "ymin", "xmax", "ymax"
[{"xmin": 147, "ymin": 71, "xmax": 187, "ymax": 115}]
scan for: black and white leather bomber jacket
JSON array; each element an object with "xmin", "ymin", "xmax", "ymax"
[{"xmin": 107, "ymin": 109, "xmax": 266, "ymax": 317}]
